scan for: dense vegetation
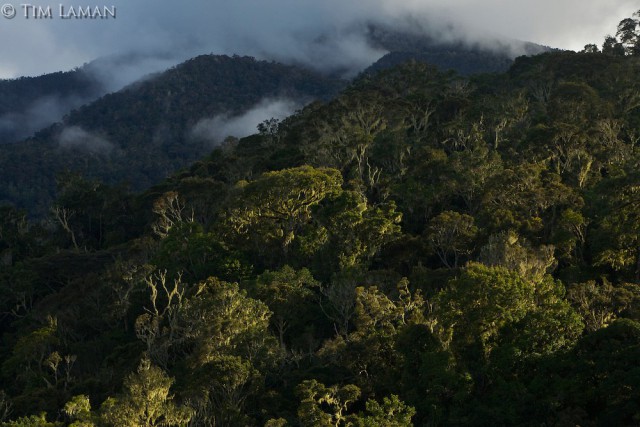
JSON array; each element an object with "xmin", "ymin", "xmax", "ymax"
[
  {"xmin": 0, "ymin": 55, "xmax": 346, "ymax": 216},
  {"xmin": 0, "ymin": 30, "xmax": 550, "ymax": 219},
  {"xmin": 2, "ymin": 13, "xmax": 640, "ymax": 427},
  {"xmin": 0, "ymin": 67, "xmax": 103, "ymax": 144}
]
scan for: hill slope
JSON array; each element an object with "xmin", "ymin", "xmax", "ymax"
[
  {"xmin": 363, "ymin": 22, "xmax": 552, "ymax": 75},
  {"xmin": 0, "ymin": 68, "xmax": 102, "ymax": 144},
  {"xmin": 0, "ymin": 55, "xmax": 346, "ymax": 215},
  {"xmin": 2, "ymin": 50, "xmax": 640, "ymax": 426}
]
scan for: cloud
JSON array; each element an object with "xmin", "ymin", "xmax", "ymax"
[
  {"xmin": 0, "ymin": 94, "xmax": 94, "ymax": 143},
  {"xmin": 0, "ymin": 52, "xmax": 188, "ymax": 144},
  {"xmin": 81, "ymin": 53, "xmax": 186, "ymax": 93},
  {"xmin": 191, "ymin": 98, "xmax": 301, "ymax": 145},
  {"xmin": 57, "ymin": 126, "xmax": 114, "ymax": 153},
  {"xmin": 0, "ymin": 1, "xmax": 637, "ymax": 80}
]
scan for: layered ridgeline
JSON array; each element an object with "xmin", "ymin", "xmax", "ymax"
[
  {"xmin": 0, "ymin": 26, "xmax": 550, "ymax": 148},
  {"xmin": 0, "ymin": 55, "xmax": 346, "ymax": 215},
  {"xmin": 0, "ymin": 25, "xmax": 554, "ymax": 217},
  {"xmin": 0, "ymin": 66, "xmax": 102, "ymax": 144},
  {"xmin": 2, "ymin": 43, "xmax": 640, "ymax": 426},
  {"xmin": 0, "ymin": 53, "xmax": 185, "ymax": 145}
]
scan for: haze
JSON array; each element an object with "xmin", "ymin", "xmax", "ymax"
[{"xmin": 0, "ymin": 0, "xmax": 636, "ymax": 81}]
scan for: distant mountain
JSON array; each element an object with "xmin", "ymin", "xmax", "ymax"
[
  {"xmin": 0, "ymin": 52, "xmax": 186, "ymax": 144},
  {"xmin": 362, "ymin": 23, "xmax": 553, "ymax": 75},
  {"xmin": 0, "ymin": 68, "xmax": 102, "ymax": 144},
  {"xmin": 0, "ymin": 24, "xmax": 554, "ymax": 216},
  {"xmin": 0, "ymin": 55, "xmax": 346, "ymax": 215},
  {"xmin": 0, "ymin": 22, "xmax": 553, "ymax": 148}
]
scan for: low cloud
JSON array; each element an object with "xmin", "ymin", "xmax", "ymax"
[
  {"xmin": 57, "ymin": 126, "xmax": 114, "ymax": 154},
  {"xmin": 0, "ymin": 95, "xmax": 94, "ymax": 143},
  {"xmin": 81, "ymin": 52, "xmax": 189, "ymax": 93},
  {"xmin": 0, "ymin": 53, "xmax": 183, "ymax": 144},
  {"xmin": 1, "ymin": 0, "xmax": 637, "ymax": 82},
  {"xmin": 191, "ymin": 98, "xmax": 301, "ymax": 145}
]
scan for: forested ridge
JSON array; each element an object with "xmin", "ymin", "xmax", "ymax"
[
  {"xmin": 2, "ymin": 15, "xmax": 640, "ymax": 427},
  {"xmin": 0, "ymin": 66, "xmax": 103, "ymax": 144},
  {"xmin": 0, "ymin": 55, "xmax": 346, "ymax": 217},
  {"xmin": 0, "ymin": 28, "xmax": 552, "ymax": 220},
  {"xmin": 362, "ymin": 23, "xmax": 550, "ymax": 76}
]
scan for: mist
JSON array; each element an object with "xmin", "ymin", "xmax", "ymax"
[
  {"xmin": 1, "ymin": 0, "xmax": 637, "ymax": 80},
  {"xmin": 81, "ymin": 52, "xmax": 192, "ymax": 93},
  {"xmin": 0, "ymin": 94, "xmax": 91, "ymax": 142},
  {"xmin": 0, "ymin": 52, "xmax": 194, "ymax": 144},
  {"xmin": 0, "ymin": 0, "xmax": 636, "ymax": 145},
  {"xmin": 191, "ymin": 98, "xmax": 302, "ymax": 145},
  {"xmin": 57, "ymin": 126, "xmax": 114, "ymax": 154}
]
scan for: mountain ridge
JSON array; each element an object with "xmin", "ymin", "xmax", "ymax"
[
  {"xmin": 0, "ymin": 54, "xmax": 347, "ymax": 215},
  {"xmin": 0, "ymin": 30, "xmax": 554, "ymax": 215}
]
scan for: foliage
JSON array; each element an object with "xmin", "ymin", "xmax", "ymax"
[
  {"xmin": 4, "ymin": 20, "xmax": 640, "ymax": 424},
  {"xmin": 0, "ymin": 55, "xmax": 346, "ymax": 216},
  {"xmin": 99, "ymin": 359, "xmax": 192, "ymax": 427}
]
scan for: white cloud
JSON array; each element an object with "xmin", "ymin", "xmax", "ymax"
[
  {"xmin": 0, "ymin": 94, "xmax": 93, "ymax": 142},
  {"xmin": 57, "ymin": 125, "xmax": 114, "ymax": 153},
  {"xmin": 191, "ymin": 98, "xmax": 301, "ymax": 144},
  {"xmin": 0, "ymin": 0, "xmax": 637, "ymax": 79}
]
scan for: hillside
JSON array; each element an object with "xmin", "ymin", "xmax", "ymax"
[
  {"xmin": 2, "ymin": 42, "xmax": 640, "ymax": 426},
  {"xmin": 0, "ymin": 22, "xmax": 560, "ymax": 219},
  {"xmin": 0, "ymin": 53, "xmax": 198, "ymax": 145},
  {"xmin": 363, "ymin": 23, "xmax": 552, "ymax": 75},
  {"xmin": 0, "ymin": 55, "xmax": 346, "ymax": 215},
  {"xmin": 0, "ymin": 68, "xmax": 102, "ymax": 144}
]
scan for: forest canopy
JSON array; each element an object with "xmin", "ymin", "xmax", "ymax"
[{"xmin": 1, "ymin": 12, "xmax": 640, "ymax": 426}]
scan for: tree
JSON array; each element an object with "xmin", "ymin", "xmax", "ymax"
[
  {"xmin": 51, "ymin": 173, "xmax": 134, "ymax": 250},
  {"xmin": 581, "ymin": 44, "xmax": 600, "ymax": 53},
  {"xmin": 188, "ymin": 355, "xmax": 261, "ymax": 427},
  {"xmin": 100, "ymin": 359, "xmax": 192, "ymax": 427},
  {"xmin": 295, "ymin": 380, "xmax": 415, "ymax": 427},
  {"xmin": 567, "ymin": 280, "xmax": 640, "ymax": 331},
  {"xmin": 296, "ymin": 380, "xmax": 361, "ymax": 427},
  {"xmin": 543, "ymin": 319, "xmax": 640, "ymax": 425},
  {"xmin": 254, "ymin": 266, "xmax": 321, "ymax": 351},
  {"xmin": 313, "ymin": 191, "xmax": 402, "ymax": 273},
  {"xmin": 0, "ymin": 413, "xmax": 61, "ymax": 427},
  {"xmin": 445, "ymin": 130, "xmax": 503, "ymax": 213},
  {"xmin": 0, "ymin": 206, "xmax": 46, "ymax": 266},
  {"xmin": 134, "ymin": 270, "xmax": 187, "ymax": 368},
  {"xmin": 478, "ymin": 230, "xmax": 556, "ymax": 283},
  {"xmin": 592, "ymin": 171, "xmax": 640, "ymax": 282},
  {"xmin": 181, "ymin": 277, "xmax": 276, "ymax": 366},
  {"xmin": 616, "ymin": 13, "xmax": 640, "ymax": 55},
  {"xmin": 175, "ymin": 278, "xmax": 278, "ymax": 425},
  {"xmin": 63, "ymin": 395, "xmax": 96, "ymax": 427},
  {"xmin": 223, "ymin": 166, "xmax": 342, "ymax": 266},
  {"xmin": 319, "ymin": 279, "xmax": 426, "ymax": 394},
  {"xmin": 481, "ymin": 163, "xmax": 576, "ymax": 236},
  {"xmin": 426, "ymin": 211, "xmax": 478, "ymax": 269},
  {"xmin": 349, "ymin": 395, "xmax": 415, "ymax": 427},
  {"xmin": 495, "ymin": 299, "xmax": 583, "ymax": 361},
  {"xmin": 150, "ymin": 191, "xmax": 193, "ymax": 239},
  {"xmin": 152, "ymin": 221, "xmax": 249, "ymax": 284},
  {"xmin": 437, "ymin": 263, "xmax": 536, "ymax": 355},
  {"xmin": 395, "ymin": 324, "xmax": 472, "ymax": 425},
  {"xmin": 602, "ymin": 35, "xmax": 626, "ymax": 56},
  {"xmin": 2, "ymin": 316, "xmax": 60, "ymax": 397}
]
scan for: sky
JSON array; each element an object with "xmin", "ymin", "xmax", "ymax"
[{"xmin": 0, "ymin": 0, "xmax": 637, "ymax": 80}]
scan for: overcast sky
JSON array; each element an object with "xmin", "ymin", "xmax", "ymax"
[{"xmin": 0, "ymin": 0, "xmax": 637, "ymax": 79}]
